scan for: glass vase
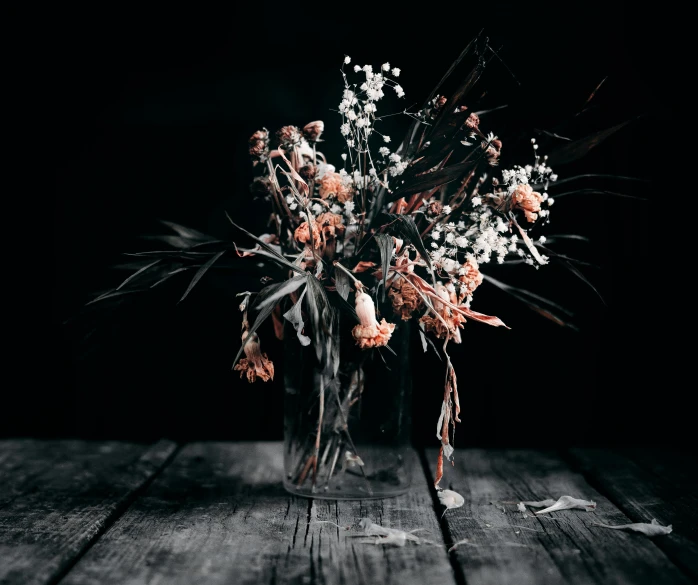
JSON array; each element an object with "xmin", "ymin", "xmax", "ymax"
[{"xmin": 282, "ymin": 315, "xmax": 413, "ymax": 499}]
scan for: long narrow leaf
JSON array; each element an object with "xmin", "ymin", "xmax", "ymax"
[
  {"xmin": 374, "ymin": 233, "xmax": 393, "ymax": 301},
  {"xmin": 383, "ymin": 214, "xmax": 433, "ymax": 273},
  {"xmin": 226, "ymin": 212, "xmax": 305, "ymax": 274},
  {"xmin": 557, "ymin": 259, "xmax": 606, "ymax": 305},
  {"xmin": 546, "ymin": 118, "xmax": 636, "ymax": 166},
  {"xmin": 178, "ymin": 250, "xmax": 226, "ymax": 304},
  {"xmin": 255, "ymin": 274, "xmax": 308, "ymax": 310},
  {"xmin": 115, "ymin": 259, "xmax": 162, "ymax": 290},
  {"xmin": 388, "ymin": 160, "xmax": 478, "ymax": 200}
]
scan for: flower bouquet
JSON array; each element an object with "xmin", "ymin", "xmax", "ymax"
[{"xmin": 74, "ymin": 33, "xmax": 635, "ymax": 498}]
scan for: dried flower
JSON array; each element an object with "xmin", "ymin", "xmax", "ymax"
[
  {"xmin": 591, "ymin": 519, "xmax": 673, "ymax": 536},
  {"xmin": 316, "ymin": 212, "xmax": 345, "ymax": 239},
  {"xmin": 248, "ymin": 128, "xmax": 269, "ymax": 164},
  {"xmin": 464, "ymin": 112, "xmax": 480, "ymax": 129},
  {"xmin": 249, "ymin": 176, "xmax": 274, "ymax": 201},
  {"xmin": 319, "ymin": 171, "xmax": 354, "ymax": 202},
  {"xmin": 276, "ymin": 125, "xmax": 302, "ymax": 151},
  {"xmin": 303, "ymin": 120, "xmax": 324, "ymax": 143},
  {"xmin": 352, "ymin": 291, "xmax": 395, "ymax": 349},
  {"xmin": 388, "ymin": 276, "xmax": 424, "ymax": 320},
  {"xmin": 427, "ymin": 200, "xmax": 443, "ymax": 216},
  {"xmin": 298, "ymin": 163, "xmax": 317, "ymax": 182},
  {"xmin": 234, "ymin": 331, "xmax": 274, "ymax": 383},
  {"xmin": 294, "ymin": 220, "xmax": 322, "ymax": 248},
  {"xmin": 419, "ymin": 283, "xmax": 467, "ymax": 343},
  {"xmin": 511, "ymin": 183, "xmax": 544, "ymax": 222},
  {"xmin": 458, "ymin": 257, "xmax": 483, "ymax": 297}
]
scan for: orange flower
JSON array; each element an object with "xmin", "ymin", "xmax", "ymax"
[
  {"xmin": 294, "ymin": 220, "xmax": 321, "ymax": 248},
  {"xmin": 316, "ymin": 212, "xmax": 345, "ymax": 239},
  {"xmin": 318, "ymin": 171, "xmax": 354, "ymax": 202},
  {"xmin": 234, "ymin": 332, "xmax": 274, "ymax": 383},
  {"xmin": 511, "ymin": 183, "xmax": 543, "ymax": 222},
  {"xmin": 352, "ymin": 291, "xmax": 395, "ymax": 349},
  {"xmin": 419, "ymin": 283, "xmax": 466, "ymax": 343},
  {"xmin": 388, "ymin": 276, "xmax": 424, "ymax": 320},
  {"xmin": 458, "ymin": 257, "xmax": 483, "ymax": 297}
]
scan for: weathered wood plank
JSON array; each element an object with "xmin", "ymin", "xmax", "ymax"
[
  {"xmin": 425, "ymin": 448, "xmax": 691, "ymax": 585},
  {"xmin": 568, "ymin": 448, "xmax": 698, "ymax": 581},
  {"xmin": 59, "ymin": 442, "xmax": 457, "ymax": 585},
  {"xmin": 0, "ymin": 439, "xmax": 177, "ymax": 585}
]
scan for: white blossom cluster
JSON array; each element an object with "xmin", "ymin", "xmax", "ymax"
[{"xmin": 338, "ymin": 57, "xmax": 409, "ymax": 189}]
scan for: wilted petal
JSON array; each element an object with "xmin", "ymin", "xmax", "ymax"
[{"xmin": 591, "ymin": 518, "xmax": 672, "ymax": 536}]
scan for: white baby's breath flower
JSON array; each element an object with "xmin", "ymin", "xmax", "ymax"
[
  {"xmin": 431, "ymin": 230, "xmax": 441, "ymax": 240},
  {"xmin": 379, "ymin": 146, "xmax": 390, "ymax": 157},
  {"xmin": 442, "ymin": 205, "xmax": 452, "ymax": 215},
  {"xmin": 353, "ymin": 64, "xmax": 361, "ymax": 73},
  {"xmin": 340, "ymin": 123, "xmax": 351, "ymax": 136},
  {"xmin": 391, "ymin": 67, "xmax": 400, "ymax": 76},
  {"xmin": 344, "ymin": 56, "xmax": 351, "ymax": 64},
  {"xmin": 383, "ymin": 135, "xmax": 391, "ymax": 143},
  {"xmin": 289, "ymin": 202, "xmax": 298, "ymax": 211},
  {"xmin": 382, "ymin": 62, "xmax": 390, "ymax": 71},
  {"xmin": 346, "ymin": 110, "xmax": 357, "ymax": 121},
  {"xmin": 471, "ymin": 196, "xmax": 482, "ymax": 206},
  {"xmin": 550, "ymin": 174, "xmax": 558, "ymax": 181},
  {"xmin": 538, "ymin": 235, "xmax": 547, "ymax": 243},
  {"xmin": 394, "ymin": 84, "xmax": 405, "ymax": 98},
  {"xmin": 363, "ymin": 64, "xmax": 373, "ymax": 74},
  {"xmin": 331, "ymin": 204, "xmax": 342, "ymax": 214},
  {"xmin": 344, "ymin": 201, "xmax": 355, "ymax": 213},
  {"xmin": 388, "ymin": 153, "xmax": 401, "ymax": 162},
  {"xmin": 547, "ymin": 197, "xmax": 555, "ymax": 206},
  {"xmin": 341, "ymin": 153, "xmax": 347, "ymax": 161},
  {"xmin": 311, "ymin": 202, "xmax": 323, "ymax": 214},
  {"xmin": 431, "ymin": 241, "xmax": 439, "ymax": 249}
]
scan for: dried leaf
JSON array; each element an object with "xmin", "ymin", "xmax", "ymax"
[
  {"xmin": 521, "ymin": 499, "xmax": 557, "ymax": 508},
  {"xmin": 255, "ymin": 274, "xmax": 308, "ymax": 310},
  {"xmin": 389, "ymin": 160, "xmax": 478, "ymax": 201},
  {"xmin": 277, "ymin": 148, "xmax": 309, "ymax": 197},
  {"xmin": 591, "ymin": 518, "xmax": 673, "ymax": 536},
  {"xmin": 351, "ymin": 261, "xmax": 377, "ymax": 273},
  {"xmin": 374, "ymin": 233, "xmax": 393, "ymax": 301},
  {"xmin": 356, "ymin": 519, "xmax": 423, "ymax": 546},
  {"xmin": 383, "ymin": 214, "xmax": 433, "ymax": 273},
  {"xmin": 334, "ymin": 268, "xmax": 351, "ymax": 301},
  {"xmin": 534, "ymin": 496, "xmax": 596, "ymax": 515},
  {"xmin": 438, "ymin": 489, "xmax": 465, "ymax": 513}
]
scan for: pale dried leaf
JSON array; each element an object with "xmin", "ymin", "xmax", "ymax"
[
  {"xmin": 591, "ymin": 518, "xmax": 673, "ymax": 536},
  {"xmin": 356, "ymin": 519, "xmax": 423, "ymax": 546},
  {"xmin": 534, "ymin": 495, "xmax": 596, "ymax": 514},
  {"xmin": 521, "ymin": 499, "xmax": 557, "ymax": 508},
  {"xmin": 438, "ymin": 489, "xmax": 465, "ymax": 513}
]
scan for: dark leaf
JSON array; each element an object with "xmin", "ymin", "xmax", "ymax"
[
  {"xmin": 334, "ymin": 267, "xmax": 351, "ymax": 301},
  {"xmin": 226, "ymin": 212, "xmax": 305, "ymax": 274},
  {"xmin": 283, "ymin": 287, "xmax": 311, "ymax": 346},
  {"xmin": 159, "ymin": 219, "xmax": 216, "ymax": 243},
  {"xmin": 255, "ymin": 274, "xmax": 308, "ymax": 310},
  {"xmin": 374, "ymin": 233, "xmax": 394, "ymax": 301},
  {"xmin": 150, "ymin": 266, "xmax": 197, "ymax": 288},
  {"xmin": 557, "ymin": 259, "xmax": 606, "ymax": 305},
  {"xmin": 388, "ymin": 160, "xmax": 478, "ymax": 200},
  {"xmin": 382, "ymin": 214, "xmax": 433, "ymax": 273},
  {"xmin": 546, "ymin": 118, "xmax": 636, "ymax": 166},
  {"xmin": 115, "ymin": 259, "xmax": 162, "ymax": 291},
  {"xmin": 178, "ymin": 250, "xmax": 227, "ymax": 304}
]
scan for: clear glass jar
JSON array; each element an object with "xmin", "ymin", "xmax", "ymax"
[{"xmin": 282, "ymin": 316, "xmax": 413, "ymax": 499}]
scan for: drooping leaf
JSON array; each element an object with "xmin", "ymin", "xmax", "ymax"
[
  {"xmin": 374, "ymin": 233, "xmax": 394, "ymax": 301},
  {"xmin": 178, "ymin": 250, "xmax": 226, "ymax": 304},
  {"xmin": 159, "ymin": 219, "xmax": 216, "ymax": 243},
  {"xmin": 534, "ymin": 496, "xmax": 596, "ymax": 514},
  {"xmin": 283, "ymin": 286, "xmax": 311, "ymax": 346},
  {"xmin": 255, "ymin": 274, "xmax": 308, "ymax": 310},
  {"xmin": 591, "ymin": 519, "xmax": 673, "ymax": 536},
  {"xmin": 225, "ymin": 212, "xmax": 305, "ymax": 274},
  {"xmin": 555, "ymin": 257, "xmax": 606, "ymax": 305}
]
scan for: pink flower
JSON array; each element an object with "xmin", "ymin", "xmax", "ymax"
[
  {"xmin": 351, "ymin": 291, "xmax": 395, "ymax": 349},
  {"xmin": 234, "ymin": 332, "xmax": 274, "ymax": 383}
]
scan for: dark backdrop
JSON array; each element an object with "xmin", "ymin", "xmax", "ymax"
[{"xmin": 39, "ymin": 4, "xmax": 673, "ymax": 447}]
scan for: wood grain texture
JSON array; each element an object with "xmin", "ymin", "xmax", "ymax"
[
  {"xmin": 0, "ymin": 439, "xmax": 177, "ymax": 585},
  {"xmin": 60, "ymin": 442, "xmax": 457, "ymax": 585},
  {"xmin": 569, "ymin": 448, "xmax": 698, "ymax": 581},
  {"xmin": 425, "ymin": 448, "xmax": 691, "ymax": 585}
]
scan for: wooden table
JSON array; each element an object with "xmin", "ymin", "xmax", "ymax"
[{"xmin": 1, "ymin": 440, "xmax": 695, "ymax": 585}]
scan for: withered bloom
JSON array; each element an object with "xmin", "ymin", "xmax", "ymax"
[
  {"xmin": 302, "ymin": 120, "xmax": 324, "ymax": 143},
  {"xmin": 465, "ymin": 112, "xmax": 480, "ymax": 129},
  {"xmin": 352, "ymin": 291, "xmax": 395, "ymax": 349},
  {"xmin": 234, "ymin": 331, "xmax": 274, "ymax": 383},
  {"xmin": 427, "ymin": 200, "xmax": 443, "ymax": 216},
  {"xmin": 318, "ymin": 171, "xmax": 353, "ymax": 202},
  {"xmin": 458, "ymin": 257, "xmax": 483, "ymax": 297},
  {"xmin": 316, "ymin": 212, "xmax": 345, "ymax": 239},
  {"xmin": 388, "ymin": 277, "xmax": 424, "ymax": 320},
  {"xmin": 249, "ymin": 176, "xmax": 274, "ymax": 201},
  {"xmin": 419, "ymin": 283, "xmax": 466, "ymax": 343},
  {"xmin": 248, "ymin": 128, "xmax": 269, "ymax": 165},
  {"xmin": 294, "ymin": 220, "xmax": 322, "ymax": 248},
  {"xmin": 276, "ymin": 125, "xmax": 302, "ymax": 151},
  {"xmin": 511, "ymin": 183, "xmax": 543, "ymax": 222},
  {"xmin": 483, "ymin": 138, "xmax": 502, "ymax": 166},
  {"xmin": 298, "ymin": 164, "xmax": 317, "ymax": 182}
]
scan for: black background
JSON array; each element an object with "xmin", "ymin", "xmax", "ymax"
[{"xmin": 38, "ymin": 4, "xmax": 674, "ymax": 447}]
